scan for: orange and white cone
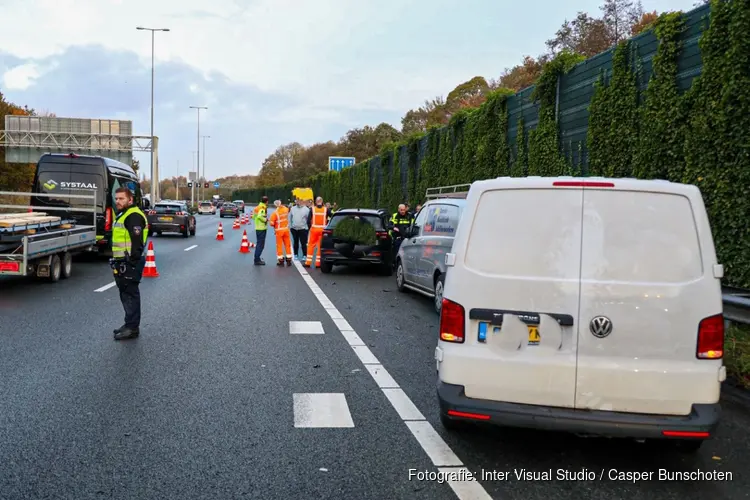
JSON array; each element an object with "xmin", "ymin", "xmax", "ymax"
[
  {"xmin": 216, "ymin": 222, "xmax": 224, "ymax": 241},
  {"xmin": 242, "ymin": 214, "xmax": 249, "ymax": 225},
  {"xmin": 142, "ymin": 240, "xmax": 160, "ymax": 278},
  {"xmin": 239, "ymin": 230, "xmax": 250, "ymax": 253},
  {"xmin": 232, "ymin": 218, "xmax": 240, "ymax": 230}
]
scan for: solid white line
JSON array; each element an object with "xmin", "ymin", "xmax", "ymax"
[
  {"xmin": 94, "ymin": 281, "xmax": 116, "ymax": 292},
  {"xmin": 289, "ymin": 320, "xmax": 325, "ymax": 335},
  {"xmin": 291, "ymin": 259, "xmax": 490, "ymax": 500},
  {"xmin": 184, "ymin": 244, "xmax": 198, "ymax": 251},
  {"xmin": 365, "ymin": 364, "xmax": 400, "ymax": 388},
  {"xmin": 293, "ymin": 393, "xmax": 354, "ymax": 428},
  {"xmin": 382, "ymin": 388, "xmax": 426, "ymax": 420},
  {"xmin": 405, "ymin": 421, "xmax": 463, "ymax": 466},
  {"xmin": 438, "ymin": 467, "xmax": 494, "ymax": 500},
  {"xmin": 351, "ymin": 345, "xmax": 379, "ymax": 364}
]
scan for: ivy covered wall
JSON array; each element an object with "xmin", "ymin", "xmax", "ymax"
[{"xmin": 236, "ymin": 0, "xmax": 750, "ymax": 288}]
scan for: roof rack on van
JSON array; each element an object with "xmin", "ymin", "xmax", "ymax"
[{"xmin": 425, "ymin": 183, "xmax": 471, "ymax": 200}]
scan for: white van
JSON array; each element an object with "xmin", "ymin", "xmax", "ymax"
[{"xmin": 435, "ymin": 176, "xmax": 725, "ymax": 452}]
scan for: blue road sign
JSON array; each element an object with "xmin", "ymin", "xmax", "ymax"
[
  {"xmin": 213, "ymin": 181, "xmax": 220, "ymax": 188},
  {"xmin": 328, "ymin": 156, "xmax": 356, "ymax": 172}
]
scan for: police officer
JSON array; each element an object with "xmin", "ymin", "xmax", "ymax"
[
  {"xmin": 390, "ymin": 203, "xmax": 413, "ymax": 268},
  {"xmin": 253, "ymin": 195, "xmax": 269, "ymax": 265},
  {"xmin": 110, "ymin": 187, "xmax": 148, "ymax": 340}
]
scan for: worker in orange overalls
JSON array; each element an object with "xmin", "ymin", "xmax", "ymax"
[
  {"xmin": 269, "ymin": 200, "xmax": 292, "ymax": 266},
  {"xmin": 304, "ymin": 196, "xmax": 330, "ymax": 269}
]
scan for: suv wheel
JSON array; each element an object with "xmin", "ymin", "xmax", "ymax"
[
  {"xmin": 320, "ymin": 260, "xmax": 333, "ymax": 274},
  {"xmin": 396, "ymin": 260, "xmax": 407, "ymax": 292},
  {"xmin": 434, "ymin": 274, "xmax": 445, "ymax": 314}
]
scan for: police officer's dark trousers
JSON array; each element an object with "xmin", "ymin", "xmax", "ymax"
[
  {"xmin": 116, "ymin": 256, "xmax": 145, "ymax": 329},
  {"xmin": 255, "ymin": 229, "xmax": 267, "ymax": 262}
]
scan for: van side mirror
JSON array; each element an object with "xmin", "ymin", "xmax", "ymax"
[{"xmin": 410, "ymin": 225, "xmax": 420, "ymax": 237}]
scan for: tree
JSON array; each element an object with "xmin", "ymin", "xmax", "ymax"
[
  {"xmin": 400, "ymin": 97, "xmax": 448, "ymax": 134},
  {"xmin": 0, "ymin": 91, "xmax": 36, "ymax": 191},
  {"xmin": 338, "ymin": 123, "xmax": 402, "ymax": 160},
  {"xmin": 401, "ymin": 108, "xmax": 429, "ymax": 135},
  {"xmin": 630, "ymin": 10, "xmax": 659, "ymax": 35},
  {"xmin": 600, "ymin": 0, "xmax": 644, "ymax": 44},
  {"xmin": 547, "ymin": 12, "xmax": 613, "ymax": 58},
  {"xmin": 256, "ymin": 155, "xmax": 284, "ymax": 187},
  {"xmin": 493, "ymin": 55, "xmax": 549, "ymax": 91},
  {"xmin": 445, "ymin": 76, "xmax": 490, "ymax": 114}
]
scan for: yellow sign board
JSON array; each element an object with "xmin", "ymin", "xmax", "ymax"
[{"xmin": 292, "ymin": 187, "xmax": 313, "ymax": 201}]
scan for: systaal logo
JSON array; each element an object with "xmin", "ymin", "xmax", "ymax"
[{"xmin": 43, "ymin": 179, "xmax": 58, "ymax": 190}]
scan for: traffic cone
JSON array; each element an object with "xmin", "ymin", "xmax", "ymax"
[
  {"xmin": 142, "ymin": 240, "xmax": 160, "ymax": 278},
  {"xmin": 216, "ymin": 222, "xmax": 224, "ymax": 241},
  {"xmin": 242, "ymin": 214, "xmax": 249, "ymax": 225},
  {"xmin": 233, "ymin": 218, "xmax": 240, "ymax": 230},
  {"xmin": 239, "ymin": 230, "xmax": 250, "ymax": 253}
]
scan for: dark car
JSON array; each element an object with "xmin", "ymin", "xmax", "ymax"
[
  {"xmin": 220, "ymin": 203, "xmax": 239, "ymax": 218},
  {"xmin": 147, "ymin": 202, "xmax": 196, "ymax": 238},
  {"xmin": 320, "ymin": 208, "xmax": 393, "ymax": 276}
]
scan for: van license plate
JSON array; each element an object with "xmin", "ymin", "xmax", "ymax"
[{"xmin": 159, "ymin": 217, "xmax": 173, "ymax": 222}]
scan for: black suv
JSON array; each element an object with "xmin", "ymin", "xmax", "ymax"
[{"xmin": 320, "ymin": 208, "xmax": 393, "ymax": 276}]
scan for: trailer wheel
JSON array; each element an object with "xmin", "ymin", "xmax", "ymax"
[
  {"xmin": 61, "ymin": 252, "xmax": 73, "ymax": 279},
  {"xmin": 48, "ymin": 254, "xmax": 62, "ymax": 282}
]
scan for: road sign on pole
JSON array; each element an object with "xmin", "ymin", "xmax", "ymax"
[
  {"xmin": 328, "ymin": 156, "xmax": 356, "ymax": 172},
  {"xmin": 213, "ymin": 182, "xmax": 220, "ymax": 188}
]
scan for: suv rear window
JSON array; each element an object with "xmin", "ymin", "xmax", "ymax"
[
  {"xmin": 328, "ymin": 213, "xmax": 384, "ymax": 231},
  {"xmin": 154, "ymin": 205, "xmax": 183, "ymax": 214}
]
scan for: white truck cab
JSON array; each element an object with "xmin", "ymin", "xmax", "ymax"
[{"xmin": 436, "ymin": 176, "xmax": 725, "ymax": 452}]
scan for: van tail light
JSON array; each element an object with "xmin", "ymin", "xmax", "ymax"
[
  {"xmin": 376, "ymin": 230, "xmax": 389, "ymax": 239},
  {"xmin": 697, "ymin": 314, "xmax": 724, "ymax": 359},
  {"xmin": 322, "ymin": 229, "xmax": 332, "ymax": 237},
  {"xmin": 105, "ymin": 207, "xmax": 113, "ymax": 231},
  {"xmin": 553, "ymin": 181, "xmax": 615, "ymax": 187},
  {"xmin": 439, "ymin": 298, "xmax": 465, "ymax": 343}
]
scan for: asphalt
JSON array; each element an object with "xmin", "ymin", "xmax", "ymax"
[{"xmin": 1, "ymin": 207, "xmax": 748, "ymax": 500}]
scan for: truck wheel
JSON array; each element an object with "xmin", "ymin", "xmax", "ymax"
[
  {"xmin": 61, "ymin": 252, "xmax": 73, "ymax": 279},
  {"xmin": 48, "ymin": 254, "xmax": 62, "ymax": 282}
]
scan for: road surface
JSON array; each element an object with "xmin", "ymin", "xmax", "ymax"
[{"xmin": 1, "ymin": 210, "xmax": 747, "ymax": 499}]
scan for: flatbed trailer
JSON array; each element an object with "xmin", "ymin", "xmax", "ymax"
[{"xmin": 0, "ymin": 191, "xmax": 97, "ymax": 282}]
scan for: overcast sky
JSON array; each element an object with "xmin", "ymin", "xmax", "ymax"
[{"xmin": 0, "ymin": 0, "xmax": 697, "ymax": 180}]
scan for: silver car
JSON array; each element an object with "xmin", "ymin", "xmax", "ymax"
[{"xmin": 395, "ymin": 187, "xmax": 468, "ymax": 314}]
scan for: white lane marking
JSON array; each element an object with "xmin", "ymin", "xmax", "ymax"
[
  {"xmin": 351, "ymin": 344, "xmax": 379, "ymax": 364},
  {"xmin": 291, "ymin": 259, "xmax": 491, "ymax": 500},
  {"xmin": 382, "ymin": 388, "xmax": 426, "ymax": 420},
  {"xmin": 94, "ymin": 281, "xmax": 116, "ymax": 292},
  {"xmin": 289, "ymin": 320, "xmax": 325, "ymax": 335},
  {"xmin": 293, "ymin": 393, "xmax": 355, "ymax": 428},
  {"xmin": 184, "ymin": 244, "xmax": 198, "ymax": 251},
  {"xmin": 405, "ymin": 421, "xmax": 463, "ymax": 466},
  {"xmin": 438, "ymin": 468, "xmax": 494, "ymax": 500},
  {"xmin": 365, "ymin": 364, "xmax": 400, "ymax": 388}
]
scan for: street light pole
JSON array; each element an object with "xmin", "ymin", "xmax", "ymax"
[
  {"xmin": 189, "ymin": 106, "xmax": 207, "ymax": 200},
  {"xmin": 202, "ymin": 135, "xmax": 210, "ymax": 199},
  {"xmin": 136, "ymin": 26, "xmax": 170, "ymax": 203}
]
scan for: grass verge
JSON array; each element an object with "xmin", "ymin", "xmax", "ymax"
[{"xmin": 725, "ymin": 323, "xmax": 750, "ymax": 389}]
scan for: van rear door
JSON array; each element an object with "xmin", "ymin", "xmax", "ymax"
[
  {"xmin": 441, "ymin": 178, "xmax": 583, "ymax": 408},
  {"xmin": 575, "ymin": 180, "xmax": 723, "ymax": 416}
]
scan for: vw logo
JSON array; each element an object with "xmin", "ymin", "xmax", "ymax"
[{"xmin": 589, "ymin": 316, "xmax": 613, "ymax": 338}]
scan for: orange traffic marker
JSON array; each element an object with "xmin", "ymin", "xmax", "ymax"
[
  {"xmin": 142, "ymin": 240, "xmax": 160, "ymax": 278},
  {"xmin": 232, "ymin": 218, "xmax": 240, "ymax": 230},
  {"xmin": 239, "ymin": 230, "xmax": 251, "ymax": 253},
  {"xmin": 216, "ymin": 222, "xmax": 224, "ymax": 240}
]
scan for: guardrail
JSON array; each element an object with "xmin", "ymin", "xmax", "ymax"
[{"xmin": 723, "ymin": 287, "xmax": 750, "ymax": 325}]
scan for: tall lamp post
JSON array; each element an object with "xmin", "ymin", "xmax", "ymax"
[
  {"xmin": 202, "ymin": 135, "xmax": 210, "ymax": 200},
  {"xmin": 189, "ymin": 106, "xmax": 207, "ymax": 200},
  {"xmin": 136, "ymin": 26, "xmax": 170, "ymax": 203}
]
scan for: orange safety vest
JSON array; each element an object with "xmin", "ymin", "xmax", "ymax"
[
  {"xmin": 271, "ymin": 206, "xmax": 290, "ymax": 231},
  {"xmin": 311, "ymin": 206, "xmax": 327, "ymax": 229}
]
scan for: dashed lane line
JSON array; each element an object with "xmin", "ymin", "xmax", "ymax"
[
  {"xmin": 293, "ymin": 393, "xmax": 355, "ymax": 428},
  {"xmin": 184, "ymin": 244, "xmax": 198, "ymax": 251},
  {"xmin": 292, "ymin": 260, "xmax": 493, "ymax": 500},
  {"xmin": 94, "ymin": 281, "xmax": 116, "ymax": 292},
  {"xmin": 289, "ymin": 320, "xmax": 325, "ymax": 334}
]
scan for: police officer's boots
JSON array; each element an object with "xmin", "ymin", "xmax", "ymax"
[{"xmin": 114, "ymin": 327, "xmax": 139, "ymax": 340}]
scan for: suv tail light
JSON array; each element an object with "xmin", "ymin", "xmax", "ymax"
[
  {"xmin": 175, "ymin": 211, "xmax": 186, "ymax": 216},
  {"xmin": 148, "ymin": 210, "xmax": 156, "ymax": 215},
  {"xmin": 376, "ymin": 230, "xmax": 389, "ymax": 239},
  {"xmin": 105, "ymin": 207, "xmax": 113, "ymax": 231},
  {"xmin": 697, "ymin": 314, "xmax": 724, "ymax": 359},
  {"xmin": 439, "ymin": 298, "xmax": 465, "ymax": 343},
  {"xmin": 322, "ymin": 229, "xmax": 332, "ymax": 237}
]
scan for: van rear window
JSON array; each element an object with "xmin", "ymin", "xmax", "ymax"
[
  {"xmin": 580, "ymin": 190, "xmax": 702, "ymax": 283},
  {"xmin": 464, "ymin": 189, "xmax": 583, "ymax": 279}
]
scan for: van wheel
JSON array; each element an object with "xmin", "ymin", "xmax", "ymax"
[
  {"xmin": 396, "ymin": 259, "xmax": 408, "ymax": 292},
  {"xmin": 320, "ymin": 261, "xmax": 333, "ymax": 274},
  {"xmin": 61, "ymin": 252, "xmax": 73, "ymax": 279},
  {"xmin": 48, "ymin": 254, "xmax": 62, "ymax": 282},
  {"xmin": 434, "ymin": 274, "xmax": 445, "ymax": 314}
]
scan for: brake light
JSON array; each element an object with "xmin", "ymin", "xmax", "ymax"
[
  {"xmin": 697, "ymin": 314, "xmax": 724, "ymax": 359},
  {"xmin": 553, "ymin": 181, "xmax": 615, "ymax": 187},
  {"xmin": 322, "ymin": 229, "xmax": 332, "ymax": 237},
  {"xmin": 105, "ymin": 207, "xmax": 113, "ymax": 231},
  {"xmin": 447, "ymin": 410, "xmax": 490, "ymax": 420},
  {"xmin": 148, "ymin": 210, "xmax": 156, "ymax": 215},
  {"xmin": 0, "ymin": 262, "xmax": 20, "ymax": 272},
  {"xmin": 662, "ymin": 430, "xmax": 710, "ymax": 438},
  {"xmin": 67, "ymin": 153, "xmax": 79, "ymax": 158},
  {"xmin": 439, "ymin": 298, "xmax": 465, "ymax": 343},
  {"xmin": 376, "ymin": 231, "xmax": 389, "ymax": 239},
  {"xmin": 175, "ymin": 211, "xmax": 186, "ymax": 216}
]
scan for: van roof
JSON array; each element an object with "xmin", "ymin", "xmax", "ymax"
[
  {"xmin": 38, "ymin": 153, "xmax": 137, "ymax": 178},
  {"xmin": 469, "ymin": 176, "xmax": 699, "ymax": 197}
]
